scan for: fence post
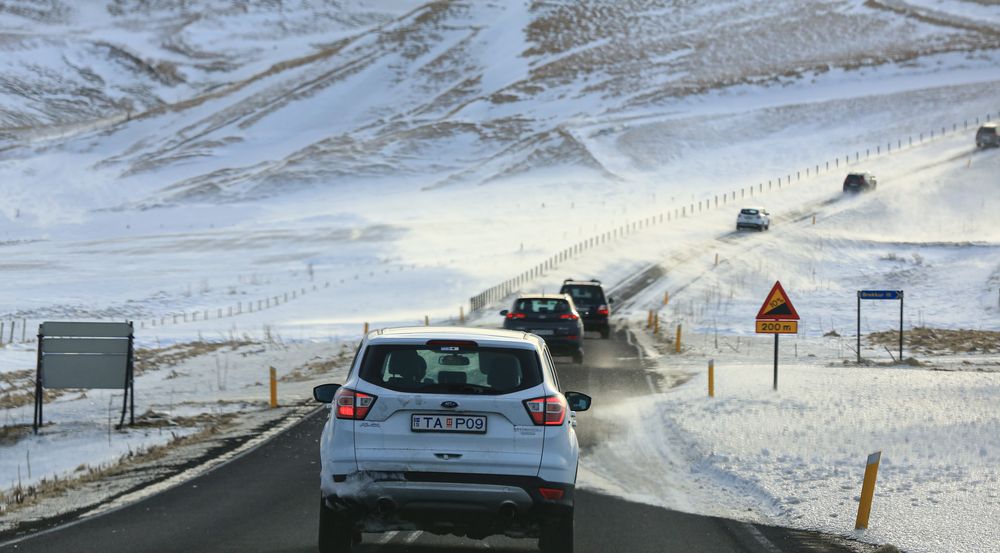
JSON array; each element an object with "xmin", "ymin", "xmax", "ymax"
[
  {"xmin": 855, "ymin": 451, "xmax": 882, "ymax": 529},
  {"xmin": 708, "ymin": 360, "xmax": 714, "ymax": 398},
  {"xmin": 269, "ymin": 367, "xmax": 278, "ymax": 408}
]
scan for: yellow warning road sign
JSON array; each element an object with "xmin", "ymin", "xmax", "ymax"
[
  {"xmin": 756, "ymin": 281, "xmax": 800, "ymax": 320},
  {"xmin": 755, "ymin": 320, "xmax": 798, "ymax": 334}
]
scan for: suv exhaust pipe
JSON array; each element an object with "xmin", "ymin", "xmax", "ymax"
[
  {"xmin": 499, "ymin": 501, "xmax": 518, "ymax": 524},
  {"xmin": 375, "ymin": 497, "xmax": 397, "ymax": 516}
]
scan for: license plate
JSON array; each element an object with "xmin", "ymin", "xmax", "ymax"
[
  {"xmin": 411, "ymin": 414, "xmax": 487, "ymax": 434},
  {"xmin": 533, "ymin": 329, "xmax": 555, "ymax": 336}
]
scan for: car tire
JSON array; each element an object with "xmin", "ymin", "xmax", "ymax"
[
  {"xmin": 318, "ymin": 499, "xmax": 353, "ymax": 553},
  {"xmin": 572, "ymin": 351, "xmax": 584, "ymax": 365},
  {"xmin": 539, "ymin": 512, "xmax": 574, "ymax": 553},
  {"xmin": 765, "ymin": 224, "xmax": 770, "ymax": 230}
]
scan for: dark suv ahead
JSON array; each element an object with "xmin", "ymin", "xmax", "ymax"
[
  {"xmin": 977, "ymin": 123, "xmax": 998, "ymax": 148},
  {"xmin": 501, "ymin": 294, "xmax": 585, "ymax": 363},
  {"xmin": 558, "ymin": 280, "xmax": 612, "ymax": 339},
  {"xmin": 843, "ymin": 172, "xmax": 877, "ymax": 193}
]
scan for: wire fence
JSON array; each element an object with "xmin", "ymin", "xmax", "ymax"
[{"xmin": 469, "ymin": 111, "xmax": 999, "ymax": 313}]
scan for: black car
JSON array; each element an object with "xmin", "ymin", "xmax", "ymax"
[
  {"xmin": 558, "ymin": 279, "xmax": 612, "ymax": 339},
  {"xmin": 976, "ymin": 123, "xmax": 998, "ymax": 148},
  {"xmin": 501, "ymin": 294, "xmax": 585, "ymax": 363},
  {"xmin": 843, "ymin": 172, "xmax": 877, "ymax": 193}
]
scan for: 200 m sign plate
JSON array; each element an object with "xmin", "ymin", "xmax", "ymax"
[
  {"xmin": 411, "ymin": 414, "xmax": 487, "ymax": 434},
  {"xmin": 755, "ymin": 320, "xmax": 798, "ymax": 334}
]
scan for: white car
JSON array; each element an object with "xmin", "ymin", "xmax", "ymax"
[
  {"xmin": 736, "ymin": 207, "xmax": 770, "ymax": 231},
  {"xmin": 314, "ymin": 327, "xmax": 592, "ymax": 553}
]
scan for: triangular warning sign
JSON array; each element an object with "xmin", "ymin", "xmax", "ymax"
[{"xmin": 756, "ymin": 281, "xmax": 800, "ymax": 320}]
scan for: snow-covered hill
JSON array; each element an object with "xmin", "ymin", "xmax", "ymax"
[{"xmin": 1, "ymin": 2, "xmax": 1000, "ymax": 550}]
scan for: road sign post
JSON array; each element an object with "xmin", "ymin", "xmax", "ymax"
[
  {"xmin": 856, "ymin": 290, "xmax": 904, "ymax": 363},
  {"xmin": 755, "ymin": 281, "xmax": 800, "ymax": 391}
]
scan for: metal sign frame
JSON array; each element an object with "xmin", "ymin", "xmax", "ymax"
[
  {"xmin": 857, "ymin": 290, "xmax": 903, "ymax": 363},
  {"xmin": 755, "ymin": 281, "xmax": 800, "ymax": 390},
  {"xmin": 33, "ymin": 321, "xmax": 135, "ymax": 433}
]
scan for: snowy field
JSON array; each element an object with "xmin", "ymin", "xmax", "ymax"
[{"xmin": 1, "ymin": 1, "xmax": 999, "ymax": 551}]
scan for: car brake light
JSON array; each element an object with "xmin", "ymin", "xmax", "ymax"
[
  {"xmin": 506, "ymin": 312, "xmax": 526, "ymax": 319},
  {"xmin": 334, "ymin": 387, "xmax": 377, "ymax": 420},
  {"xmin": 523, "ymin": 396, "xmax": 567, "ymax": 426},
  {"xmin": 559, "ymin": 313, "xmax": 579, "ymax": 320},
  {"xmin": 538, "ymin": 487, "xmax": 565, "ymax": 500},
  {"xmin": 426, "ymin": 339, "xmax": 479, "ymax": 348},
  {"xmin": 597, "ymin": 305, "xmax": 609, "ymax": 315}
]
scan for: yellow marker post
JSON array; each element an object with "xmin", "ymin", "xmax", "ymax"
[
  {"xmin": 708, "ymin": 360, "xmax": 714, "ymax": 397},
  {"xmin": 855, "ymin": 451, "xmax": 882, "ymax": 529},
  {"xmin": 459, "ymin": 306, "xmax": 465, "ymax": 325},
  {"xmin": 653, "ymin": 312, "xmax": 660, "ymax": 335},
  {"xmin": 424, "ymin": 315, "xmax": 430, "ymax": 326},
  {"xmin": 714, "ymin": 253, "xmax": 719, "ymax": 267},
  {"xmin": 269, "ymin": 367, "xmax": 278, "ymax": 409},
  {"xmin": 663, "ymin": 291, "xmax": 670, "ymax": 305},
  {"xmin": 812, "ymin": 215, "xmax": 817, "ymax": 225},
  {"xmin": 675, "ymin": 324, "xmax": 682, "ymax": 353},
  {"xmin": 363, "ymin": 322, "xmax": 369, "ymax": 334},
  {"xmin": 647, "ymin": 310, "xmax": 654, "ymax": 329}
]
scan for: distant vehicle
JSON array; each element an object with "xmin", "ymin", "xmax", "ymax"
[
  {"xmin": 501, "ymin": 294, "xmax": 585, "ymax": 364},
  {"xmin": 314, "ymin": 327, "xmax": 592, "ymax": 553},
  {"xmin": 736, "ymin": 207, "xmax": 770, "ymax": 231},
  {"xmin": 558, "ymin": 279, "xmax": 613, "ymax": 339},
  {"xmin": 976, "ymin": 123, "xmax": 999, "ymax": 148},
  {"xmin": 842, "ymin": 172, "xmax": 877, "ymax": 193}
]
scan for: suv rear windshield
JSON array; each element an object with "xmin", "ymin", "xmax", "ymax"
[
  {"xmin": 514, "ymin": 298, "xmax": 572, "ymax": 314},
  {"xmin": 360, "ymin": 344, "xmax": 542, "ymax": 394},
  {"xmin": 978, "ymin": 127, "xmax": 997, "ymax": 136},
  {"xmin": 740, "ymin": 208, "xmax": 760, "ymax": 215},
  {"xmin": 844, "ymin": 174, "xmax": 865, "ymax": 184},
  {"xmin": 559, "ymin": 285, "xmax": 605, "ymax": 306}
]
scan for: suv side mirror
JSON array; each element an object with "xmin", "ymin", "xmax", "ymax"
[
  {"xmin": 499, "ymin": 309, "xmax": 509, "ymax": 316},
  {"xmin": 313, "ymin": 383, "xmax": 341, "ymax": 403},
  {"xmin": 564, "ymin": 391, "xmax": 592, "ymax": 412},
  {"xmin": 608, "ymin": 297, "xmax": 615, "ymax": 304}
]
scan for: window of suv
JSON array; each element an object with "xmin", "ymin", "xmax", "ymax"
[
  {"xmin": 844, "ymin": 174, "xmax": 865, "ymax": 185},
  {"xmin": 359, "ymin": 344, "xmax": 542, "ymax": 394},
  {"xmin": 559, "ymin": 285, "xmax": 605, "ymax": 307},
  {"xmin": 740, "ymin": 208, "xmax": 760, "ymax": 215},
  {"xmin": 514, "ymin": 298, "xmax": 572, "ymax": 313}
]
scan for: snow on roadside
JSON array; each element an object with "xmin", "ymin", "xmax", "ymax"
[
  {"xmin": 1, "ymin": 339, "xmax": 352, "ymax": 513},
  {"xmin": 580, "ymin": 334, "xmax": 1000, "ymax": 553}
]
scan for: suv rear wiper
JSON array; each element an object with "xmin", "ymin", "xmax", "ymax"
[{"xmin": 418, "ymin": 383, "xmax": 496, "ymax": 395}]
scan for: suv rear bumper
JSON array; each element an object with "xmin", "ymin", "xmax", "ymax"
[
  {"xmin": 324, "ymin": 472, "xmax": 573, "ymax": 536},
  {"xmin": 580, "ymin": 317, "xmax": 609, "ymax": 332}
]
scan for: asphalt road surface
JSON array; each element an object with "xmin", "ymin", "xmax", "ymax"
[{"xmin": 0, "ymin": 327, "xmax": 862, "ymax": 553}]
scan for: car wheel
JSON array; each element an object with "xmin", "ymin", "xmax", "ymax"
[
  {"xmin": 765, "ymin": 224, "xmax": 770, "ymax": 230},
  {"xmin": 539, "ymin": 512, "xmax": 574, "ymax": 553},
  {"xmin": 319, "ymin": 499, "xmax": 353, "ymax": 553},
  {"xmin": 572, "ymin": 351, "xmax": 584, "ymax": 365}
]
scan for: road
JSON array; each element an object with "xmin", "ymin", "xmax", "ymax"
[{"xmin": 0, "ymin": 327, "xmax": 862, "ymax": 553}]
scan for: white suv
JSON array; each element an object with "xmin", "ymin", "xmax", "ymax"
[
  {"xmin": 313, "ymin": 327, "xmax": 592, "ymax": 553},
  {"xmin": 736, "ymin": 207, "xmax": 770, "ymax": 231}
]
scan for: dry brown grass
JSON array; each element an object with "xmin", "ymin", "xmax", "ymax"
[
  {"xmin": 135, "ymin": 340, "xmax": 253, "ymax": 375},
  {"xmin": 869, "ymin": 327, "xmax": 1000, "ymax": 354},
  {"xmin": 0, "ymin": 410, "xmax": 236, "ymax": 513}
]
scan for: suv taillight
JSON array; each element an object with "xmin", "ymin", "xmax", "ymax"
[
  {"xmin": 334, "ymin": 387, "xmax": 377, "ymax": 420},
  {"xmin": 559, "ymin": 313, "xmax": 579, "ymax": 320},
  {"xmin": 506, "ymin": 312, "xmax": 526, "ymax": 319},
  {"xmin": 523, "ymin": 396, "xmax": 567, "ymax": 426},
  {"xmin": 597, "ymin": 305, "xmax": 609, "ymax": 316}
]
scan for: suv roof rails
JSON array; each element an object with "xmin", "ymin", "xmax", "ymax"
[{"xmin": 563, "ymin": 279, "xmax": 602, "ymax": 285}]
